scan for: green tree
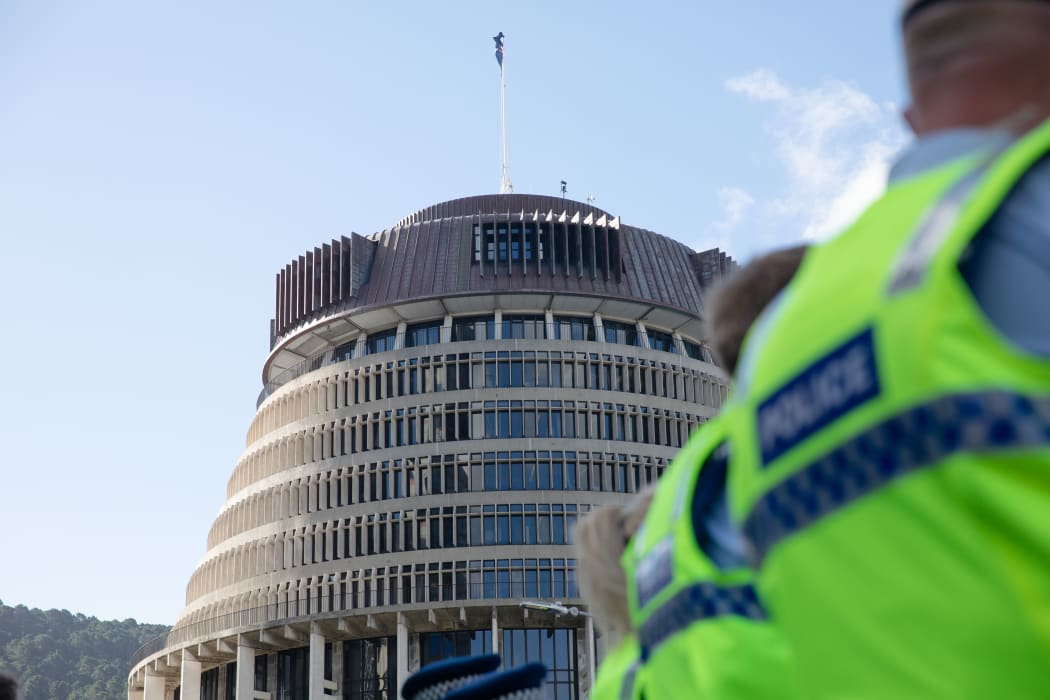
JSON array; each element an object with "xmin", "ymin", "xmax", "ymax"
[{"xmin": 0, "ymin": 600, "xmax": 169, "ymax": 700}]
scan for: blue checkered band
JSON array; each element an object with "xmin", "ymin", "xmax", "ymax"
[
  {"xmin": 638, "ymin": 581, "xmax": 766, "ymax": 659},
  {"xmin": 744, "ymin": 391, "xmax": 1050, "ymax": 564}
]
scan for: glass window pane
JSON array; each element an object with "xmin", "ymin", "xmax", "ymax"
[
  {"xmin": 484, "ymin": 516, "xmax": 496, "ymax": 545},
  {"xmin": 524, "ymin": 514, "xmax": 537, "ymax": 543},
  {"xmin": 511, "ymin": 462, "xmax": 524, "ymax": 490}
]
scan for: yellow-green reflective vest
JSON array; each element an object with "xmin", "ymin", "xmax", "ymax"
[
  {"xmin": 729, "ymin": 118, "xmax": 1050, "ymax": 699},
  {"xmin": 591, "ymin": 635, "xmax": 642, "ymax": 700},
  {"xmin": 624, "ymin": 413, "xmax": 796, "ymax": 698}
]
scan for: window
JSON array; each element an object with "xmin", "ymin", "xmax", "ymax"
[
  {"xmin": 683, "ymin": 339, "xmax": 706, "ymax": 361},
  {"xmin": 344, "ymin": 637, "xmax": 397, "ymax": 700},
  {"xmin": 452, "ymin": 315, "xmax": 495, "ymax": 342},
  {"xmin": 200, "ymin": 667, "xmax": 219, "ymax": 700},
  {"xmin": 406, "ymin": 320, "xmax": 442, "ymax": 348},
  {"xmin": 502, "ymin": 628, "xmax": 579, "ymax": 700},
  {"xmin": 277, "ymin": 648, "xmax": 310, "ymax": 700},
  {"xmin": 501, "ymin": 314, "xmax": 546, "ymax": 340},
  {"xmin": 421, "ymin": 630, "xmax": 493, "ymax": 666},
  {"xmin": 333, "ymin": 340, "xmax": 356, "ymax": 363},
  {"xmin": 473, "ymin": 223, "xmax": 544, "ymax": 263},
  {"xmin": 604, "ymin": 320, "xmax": 639, "ymax": 346},
  {"xmin": 648, "ymin": 328, "xmax": 677, "ymax": 353},
  {"xmin": 484, "ymin": 513, "xmax": 496, "ymax": 545},
  {"xmin": 553, "ymin": 316, "xmax": 596, "ymax": 341},
  {"xmin": 366, "ymin": 329, "xmax": 397, "ymax": 355},
  {"xmin": 254, "ymin": 654, "xmax": 267, "ymax": 693}
]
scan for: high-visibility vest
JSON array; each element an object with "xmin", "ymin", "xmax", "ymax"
[
  {"xmin": 728, "ymin": 118, "xmax": 1050, "ymax": 698},
  {"xmin": 590, "ymin": 635, "xmax": 642, "ymax": 700},
  {"xmin": 624, "ymin": 413, "xmax": 797, "ymax": 698}
]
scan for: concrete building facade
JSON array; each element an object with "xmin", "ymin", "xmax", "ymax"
[{"xmin": 128, "ymin": 194, "xmax": 735, "ymax": 700}]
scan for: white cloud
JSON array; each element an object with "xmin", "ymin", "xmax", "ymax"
[
  {"xmin": 805, "ymin": 136, "xmax": 899, "ymax": 239},
  {"xmin": 725, "ymin": 68, "xmax": 791, "ymax": 102},
  {"xmin": 698, "ymin": 186, "xmax": 756, "ymax": 252},
  {"xmin": 717, "ymin": 69, "xmax": 908, "ymax": 251},
  {"xmin": 709, "ymin": 186, "xmax": 755, "ymax": 232}
]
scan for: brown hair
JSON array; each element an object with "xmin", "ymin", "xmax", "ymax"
[
  {"xmin": 705, "ymin": 245, "xmax": 808, "ymax": 376},
  {"xmin": 574, "ymin": 486, "xmax": 655, "ymax": 644}
]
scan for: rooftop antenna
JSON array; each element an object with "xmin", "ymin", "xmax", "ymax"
[
  {"xmin": 560, "ymin": 180, "xmax": 567, "ymax": 198},
  {"xmin": 587, "ymin": 195, "xmax": 596, "ymax": 206},
  {"xmin": 494, "ymin": 32, "xmax": 513, "ymax": 194}
]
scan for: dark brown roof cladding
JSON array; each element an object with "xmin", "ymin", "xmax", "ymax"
[
  {"xmin": 626, "ymin": 225, "xmax": 708, "ymax": 312},
  {"xmin": 270, "ymin": 194, "xmax": 710, "ymax": 346},
  {"xmin": 358, "ymin": 213, "xmax": 703, "ymax": 312},
  {"xmin": 691, "ymin": 248, "xmax": 739, "ymax": 290},
  {"xmin": 397, "ymin": 194, "xmax": 610, "ymax": 228}
]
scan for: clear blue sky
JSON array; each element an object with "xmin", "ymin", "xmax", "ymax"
[{"xmin": 0, "ymin": 1, "xmax": 905, "ymax": 624}]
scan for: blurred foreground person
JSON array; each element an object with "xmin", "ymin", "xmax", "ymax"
[
  {"xmin": 725, "ymin": 1, "xmax": 1050, "ymax": 697},
  {"xmin": 401, "ymin": 655, "xmax": 501, "ymax": 700},
  {"xmin": 578, "ymin": 246, "xmax": 807, "ymax": 699},
  {"xmin": 400, "ymin": 655, "xmax": 546, "ymax": 700},
  {"xmin": 0, "ymin": 674, "xmax": 19, "ymax": 700},
  {"xmin": 575, "ymin": 486, "xmax": 653, "ymax": 699}
]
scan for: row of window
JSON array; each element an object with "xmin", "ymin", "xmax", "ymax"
[
  {"xmin": 241, "ymin": 397, "xmax": 703, "ymax": 494},
  {"xmin": 302, "ymin": 502, "xmax": 584, "ymax": 563},
  {"xmin": 263, "ymin": 313, "xmax": 713, "ymax": 406},
  {"xmin": 334, "ymin": 400, "xmax": 701, "ymax": 453},
  {"xmin": 255, "ymin": 347, "xmax": 724, "ymax": 441},
  {"xmin": 471, "ymin": 218, "xmax": 620, "ymax": 284},
  {"xmin": 339, "ymin": 558, "xmax": 581, "ymax": 609},
  {"xmin": 214, "ymin": 451, "xmax": 667, "ymax": 547},
  {"xmin": 194, "ymin": 499, "xmax": 590, "ymax": 598},
  {"xmin": 349, "ymin": 351, "xmax": 714, "ymax": 399},
  {"xmin": 346, "ymin": 315, "xmax": 706, "ymax": 358},
  {"xmin": 186, "ymin": 557, "xmax": 581, "ymax": 628}
]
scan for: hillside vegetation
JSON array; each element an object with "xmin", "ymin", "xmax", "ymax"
[{"xmin": 0, "ymin": 600, "xmax": 168, "ymax": 699}]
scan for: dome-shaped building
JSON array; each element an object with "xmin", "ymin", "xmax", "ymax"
[{"xmin": 129, "ymin": 194, "xmax": 736, "ymax": 700}]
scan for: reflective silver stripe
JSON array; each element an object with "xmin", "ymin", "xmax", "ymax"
[
  {"xmin": 631, "ymin": 521, "xmax": 647, "ymax": 560},
  {"xmin": 744, "ymin": 391, "xmax": 1050, "ymax": 564},
  {"xmin": 888, "ymin": 141, "xmax": 1011, "ymax": 294},
  {"xmin": 634, "ymin": 537, "xmax": 673, "ymax": 610},
  {"xmin": 618, "ymin": 660, "xmax": 640, "ymax": 700},
  {"xmin": 735, "ymin": 289, "xmax": 789, "ymax": 397},
  {"xmin": 638, "ymin": 582, "xmax": 766, "ymax": 658},
  {"xmin": 670, "ymin": 461, "xmax": 693, "ymax": 520}
]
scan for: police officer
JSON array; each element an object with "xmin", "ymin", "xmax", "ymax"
[
  {"xmin": 576, "ymin": 493, "xmax": 651, "ymax": 700},
  {"xmin": 727, "ymin": 1, "xmax": 1050, "ymax": 697},
  {"xmin": 617, "ymin": 246, "xmax": 807, "ymax": 699}
]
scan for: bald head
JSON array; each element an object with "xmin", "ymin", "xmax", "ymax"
[{"xmin": 902, "ymin": 0, "xmax": 1050, "ymax": 135}]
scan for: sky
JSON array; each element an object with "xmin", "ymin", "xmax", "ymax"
[{"xmin": 0, "ymin": 0, "xmax": 907, "ymax": 625}]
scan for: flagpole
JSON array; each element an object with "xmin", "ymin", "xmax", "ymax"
[{"xmin": 499, "ymin": 36, "xmax": 513, "ymax": 194}]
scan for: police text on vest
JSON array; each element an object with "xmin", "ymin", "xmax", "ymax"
[{"xmin": 757, "ymin": 329, "xmax": 880, "ymax": 466}]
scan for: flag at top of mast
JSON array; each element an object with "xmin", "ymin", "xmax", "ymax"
[
  {"xmin": 494, "ymin": 32, "xmax": 505, "ymax": 68},
  {"xmin": 494, "ymin": 31, "xmax": 512, "ymax": 193}
]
